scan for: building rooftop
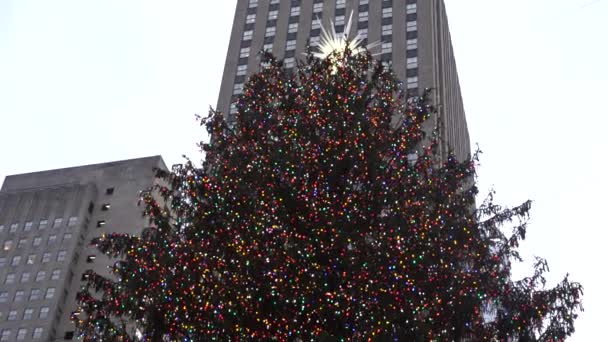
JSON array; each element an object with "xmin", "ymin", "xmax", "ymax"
[{"xmin": 1, "ymin": 155, "xmax": 166, "ymax": 193}]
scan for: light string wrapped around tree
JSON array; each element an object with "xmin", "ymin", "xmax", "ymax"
[{"xmin": 73, "ymin": 41, "xmax": 582, "ymax": 341}]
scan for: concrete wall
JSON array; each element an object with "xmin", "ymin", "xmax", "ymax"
[
  {"xmin": 0, "ymin": 184, "xmax": 95, "ymax": 341},
  {"xmin": 216, "ymin": 0, "xmax": 471, "ymax": 160}
]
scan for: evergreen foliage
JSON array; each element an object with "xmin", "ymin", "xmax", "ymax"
[{"xmin": 74, "ymin": 50, "xmax": 582, "ymax": 341}]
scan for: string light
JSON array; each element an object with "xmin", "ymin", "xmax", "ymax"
[{"xmin": 73, "ymin": 47, "xmax": 582, "ymax": 341}]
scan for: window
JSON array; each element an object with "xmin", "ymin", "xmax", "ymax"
[
  {"xmin": 29, "ymin": 288, "xmax": 41, "ymax": 301},
  {"xmin": 243, "ymin": 30, "xmax": 253, "ymax": 40},
  {"xmin": 23, "ymin": 308, "xmax": 34, "ymax": 320},
  {"xmin": 236, "ymin": 64, "xmax": 247, "ymax": 76},
  {"xmin": 336, "ymin": 0, "xmax": 346, "ymax": 8},
  {"xmin": 263, "ymin": 43, "xmax": 273, "ymax": 51},
  {"xmin": 0, "ymin": 225, "xmax": 4, "ymax": 233},
  {"xmin": 406, "ymin": 76, "xmax": 418, "ymax": 89},
  {"xmin": 27, "ymin": 254, "xmax": 36, "ymax": 265},
  {"xmin": 229, "ymin": 103, "xmax": 238, "ymax": 115},
  {"xmin": 96, "ymin": 220, "xmax": 106, "ymax": 228},
  {"xmin": 16, "ymin": 329, "xmax": 27, "ymax": 341},
  {"xmin": 284, "ymin": 57, "xmax": 295, "ymax": 68},
  {"xmin": 245, "ymin": 13, "xmax": 256, "ymax": 24},
  {"xmin": 239, "ymin": 47, "xmax": 250, "ymax": 58},
  {"xmin": 0, "ymin": 292, "xmax": 8, "ymax": 303},
  {"xmin": 407, "ymin": 21, "xmax": 417, "ymax": 32},
  {"xmin": 359, "ymin": 11, "xmax": 368, "ymax": 22},
  {"xmin": 357, "ymin": 28, "xmax": 368, "ymax": 38},
  {"xmin": 268, "ymin": 10, "xmax": 278, "ymax": 20},
  {"xmin": 33, "ymin": 237, "xmax": 42, "ymax": 247},
  {"xmin": 36, "ymin": 271, "xmax": 46, "ymax": 282},
  {"xmin": 24, "ymin": 221, "xmax": 33, "ymax": 231},
  {"xmin": 32, "ymin": 327, "xmax": 43, "ymax": 339},
  {"xmin": 42, "ymin": 252, "xmax": 51, "ymax": 263},
  {"xmin": 407, "ymin": 3, "xmax": 417, "ymax": 14},
  {"xmin": 51, "ymin": 269, "xmax": 61, "ymax": 280},
  {"xmin": 101, "ymin": 203, "xmax": 111, "ymax": 211},
  {"xmin": 14, "ymin": 290, "xmax": 24, "ymax": 301},
  {"xmin": 0, "ymin": 329, "xmax": 10, "ymax": 342},
  {"xmin": 84, "ymin": 254, "xmax": 96, "ymax": 263},
  {"xmin": 265, "ymin": 26, "xmax": 276, "ymax": 37},
  {"xmin": 286, "ymin": 40, "xmax": 297, "ymax": 51},
  {"xmin": 5, "ymin": 273, "xmax": 15, "ymax": 284},
  {"xmin": 64, "ymin": 331, "xmax": 75, "ymax": 340},
  {"xmin": 48, "ymin": 235, "xmax": 57, "ymax": 245},
  {"xmin": 38, "ymin": 307, "xmax": 49, "ymax": 319},
  {"xmin": 38, "ymin": 219, "xmax": 48, "ymax": 230},
  {"xmin": 68, "ymin": 216, "xmax": 78, "ymax": 227},
  {"xmin": 17, "ymin": 238, "xmax": 26, "ymax": 249},
  {"xmin": 233, "ymin": 83, "xmax": 244, "ymax": 95},
  {"xmin": 290, "ymin": 6, "xmax": 300, "ymax": 16},
  {"xmin": 382, "ymin": 42, "xmax": 392, "ymax": 54},
  {"xmin": 8, "ymin": 310, "xmax": 17, "ymax": 321},
  {"xmin": 81, "ymin": 270, "xmax": 92, "ymax": 281},
  {"xmin": 0, "ymin": 257, "xmax": 5, "ymax": 267},
  {"xmin": 11, "ymin": 255, "xmax": 21, "ymax": 266},
  {"xmin": 44, "ymin": 287, "xmax": 55, "ymax": 299},
  {"xmin": 382, "ymin": 24, "xmax": 392, "ymax": 36},
  {"xmin": 3, "ymin": 240, "xmax": 13, "ymax": 251},
  {"xmin": 382, "ymin": 7, "xmax": 393, "ymax": 18},
  {"xmin": 311, "ymin": 19, "xmax": 322, "ymax": 30},
  {"xmin": 288, "ymin": 23, "xmax": 298, "ymax": 33},
  {"xmin": 407, "ymin": 57, "xmax": 418, "ymax": 69},
  {"xmin": 407, "ymin": 38, "xmax": 417, "ymax": 50},
  {"xmin": 20, "ymin": 272, "xmax": 30, "ymax": 283},
  {"xmin": 248, "ymin": 0, "xmax": 257, "ymax": 7},
  {"xmin": 63, "ymin": 233, "xmax": 72, "ymax": 241},
  {"xmin": 10, "ymin": 223, "xmax": 18, "ymax": 233},
  {"xmin": 52, "ymin": 218, "xmax": 63, "ymax": 228},
  {"xmin": 57, "ymin": 250, "xmax": 67, "ymax": 262},
  {"xmin": 106, "ymin": 187, "xmax": 114, "ymax": 195},
  {"xmin": 313, "ymin": 2, "xmax": 323, "ymax": 12},
  {"xmin": 335, "ymin": 15, "xmax": 345, "ymax": 26}
]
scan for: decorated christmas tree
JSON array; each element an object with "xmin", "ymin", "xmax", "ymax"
[{"xmin": 74, "ymin": 41, "xmax": 582, "ymax": 341}]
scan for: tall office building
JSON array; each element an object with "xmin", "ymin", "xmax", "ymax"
[
  {"xmin": 217, "ymin": 0, "xmax": 470, "ymax": 160},
  {"xmin": 0, "ymin": 156, "xmax": 166, "ymax": 341}
]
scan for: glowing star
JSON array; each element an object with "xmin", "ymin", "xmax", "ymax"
[{"xmin": 312, "ymin": 12, "xmax": 380, "ymax": 63}]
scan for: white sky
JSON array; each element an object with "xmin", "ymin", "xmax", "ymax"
[{"xmin": 0, "ymin": 1, "xmax": 606, "ymax": 339}]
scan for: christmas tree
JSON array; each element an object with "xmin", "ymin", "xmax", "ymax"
[{"xmin": 74, "ymin": 47, "xmax": 582, "ymax": 341}]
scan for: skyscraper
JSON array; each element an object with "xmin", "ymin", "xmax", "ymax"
[
  {"xmin": 0, "ymin": 156, "xmax": 166, "ymax": 341},
  {"xmin": 217, "ymin": 0, "xmax": 470, "ymax": 160}
]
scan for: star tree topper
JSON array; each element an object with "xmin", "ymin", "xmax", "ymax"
[{"xmin": 312, "ymin": 12, "xmax": 380, "ymax": 68}]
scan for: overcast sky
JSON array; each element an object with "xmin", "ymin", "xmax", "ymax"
[{"xmin": 0, "ymin": 0, "xmax": 606, "ymax": 339}]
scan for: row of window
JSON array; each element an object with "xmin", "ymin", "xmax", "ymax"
[
  {"xmin": 248, "ymin": 0, "xmax": 382, "ymax": 10},
  {"xmin": 0, "ymin": 194, "xmax": 113, "ymax": 238},
  {"xmin": 2, "ymin": 232, "xmax": 73, "ymax": 252},
  {"xmin": 248, "ymin": 0, "xmax": 280, "ymax": 8},
  {"xmin": 238, "ymin": 3, "xmax": 417, "ymax": 61},
  {"xmin": 233, "ymin": 0, "xmax": 418, "ymax": 97},
  {"xmin": 236, "ymin": 39, "xmax": 416, "ymax": 95},
  {"xmin": 247, "ymin": 13, "xmax": 404, "ymax": 41},
  {"xmin": 0, "ymin": 268, "xmax": 62, "ymax": 289},
  {"xmin": 3, "ymin": 306, "xmax": 50, "ymax": 321},
  {"xmin": 0, "ymin": 327, "xmax": 44, "ymax": 341},
  {"xmin": 246, "ymin": 0, "xmax": 411, "ymax": 24},
  {"xmin": 0, "ymin": 287, "xmax": 56, "ymax": 303},
  {"xmin": 1, "ymin": 252, "xmax": 66, "ymax": 267},
  {"xmin": 0, "ymin": 217, "xmax": 78, "ymax": 235},
  {"xmin": 242, "ymin": 2, "xmax": 415, "ymax": 41}
]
